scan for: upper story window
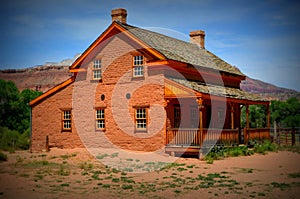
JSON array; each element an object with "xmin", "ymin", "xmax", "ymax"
[
  {"xmin": 133, "ymin": 55, "xmax": 144, "ymax": 77},
  {"xmin": 135, "ymin": 108, "xmax": 147, "ymax": 131},
  {"xmin": 93, "ymin": 59, "xmax": 102, "ymax": 80},
  {"xmin": 62, "ymin": 110, "xmax": 72, "ymax": 131}
]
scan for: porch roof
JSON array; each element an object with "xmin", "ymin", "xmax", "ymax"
[{"xmin": 167, "ymin": 77, "xmax": 268, "ymax": 103}]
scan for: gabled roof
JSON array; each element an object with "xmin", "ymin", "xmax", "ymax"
[
  {"xmin": 70, "ymin": 21, "xmax": 244, "ymax": 77},
  {"xmin": 69, "ymin": 21, "xmax": 166, "ymax": 71},
  {"xmin": 118, "ymin": 22, "xmax": 244, "ymax": 76},
  {"xmin": 167, "ymin": 77, "xmax": 268, "ymax": 103}
]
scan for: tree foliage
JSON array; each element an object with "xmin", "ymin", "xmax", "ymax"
[
  {"xmin": 0, "ymin": 79, "xmax": 42, "ymax": 150},
  {"xmin": 271, "ymin": 97, "xmax": 300, "ymax": 128},
  {"xmin": 0, "ymin": 79, "xmax": 42, "ymax": 133},
  {"xmin": 241, "ymin": 97, "xmax": 300, "ymax": 128},
  {"xmin": 241, "ymin": 105, "xmax": 267, "ymax": 128}
]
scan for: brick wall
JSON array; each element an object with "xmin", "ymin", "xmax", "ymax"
[
  {"xmin": 31, "ymin": 83, "xmax": 84, "ymax": 152},
  {"xmin": 31, "ymin": 33, "xmax": 166, "ymax": 152}
]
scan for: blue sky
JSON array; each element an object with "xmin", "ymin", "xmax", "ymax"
[{"xmin": 0, "ymin": 0, "xmax": 299, "ymax": 91}]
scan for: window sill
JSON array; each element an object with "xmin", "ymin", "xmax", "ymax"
[
  {"xmin": 135, "ymin": 129, "xmax": 147, "ymax": 133},
  {"xmin": 131, "ymin": 76, "xmax": 145, "ymax": 81},
  {"xmin": 96, "ymin": 128, "xmax": 106, "ymax": 132},
  {"xmin": 61, "ymin": 129, "xmax": 72, "ymax": 133},
  {"xmin": 90, "ymin": 79, "xmax": 102, "ymax": 83}
]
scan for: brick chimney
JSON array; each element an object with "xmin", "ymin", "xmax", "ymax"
[
  {"xmin": 111, "ymin": 8, "xmax": 127, "ymax": 24},
  {"xmin": 190, "ymin": 30, "xmax": 205, "ymax": 48}
]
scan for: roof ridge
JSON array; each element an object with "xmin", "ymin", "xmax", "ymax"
[
  {"xmin": 117, "ymin": 22, "xmax": 244, "ymax": 76},
  {"xmin": 118, "ymin": 21, "xmax": 201, "ymax": 49}
]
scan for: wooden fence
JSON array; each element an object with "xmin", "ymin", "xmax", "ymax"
[
  {"xmin": 243, "ymin": 128, "xmax": 270, "ymax": 144},
  {"xmin": 270, "ymin": 127, "xmax": 300, "ymax": 145}
]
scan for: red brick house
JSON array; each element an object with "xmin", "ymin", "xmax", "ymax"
[{"xmin": 30, "ymin": 8, "xmax": 270, "ymax": 154}]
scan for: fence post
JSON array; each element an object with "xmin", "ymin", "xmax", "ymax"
[
  {"xmin": 274, "ymin": 121, "xmax": 277, "ymax": 144},
  {"xmin": 45, "ymin": 135, "xmax": 49, "ymax": 152},
  {"xmin": 244, "ymin": 127, "xmax": 248, "ymax": 144},
  {"xmin": 292, "ymin": 128, "xmax": 295, "ymax": 146}
]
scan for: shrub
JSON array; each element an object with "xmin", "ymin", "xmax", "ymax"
[
  {"xmin": 204, "ymin": 144, "xmax": 257, "ymax": 163},
  {"xmin": 0, "ymin": 151, "xmax": 7, "ymax": 161},
  {"xmin": 17, "ymin": 128, "xmax": 30, "ymax": 150},
  {"xmin": 254, "ymin": 140, "xmax": 277, "ymax": 154},
  {"xmin": 0, "ymin": 126, "xmax": 30, "ymax": 150}
]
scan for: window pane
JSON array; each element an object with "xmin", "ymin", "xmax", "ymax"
[
  {"xmin": 136, "ymin": 108, "xmax": 146, "ymax": 119},
  {"xmin": 134, "ymin": 56, "xmax": 143, "ymax": 66},
  {"xmin": 64, "ymin": 111, "xmax": 71, "ymax": 119},
  {"xmin": 97, "ymin": 120, "xmax": 105, "ymax": 129},
  {"xmin": 136, "ymin": 119, "xmax": 146, "ymax": 129},
  {"xmin": 96, "ymin": 109, "xmax": 105, "ymax": 130},
  {"xmin": 190, "ymin": 108, "xmax": 198, "ymax": 128},
  {"xmin": 93, "ymin": 70, "xmax": 102, "ymax": 79},
  {"xmin": 134, "ymin": 66, "xmax": 143, "ymax": 77},
  {"xmin": 94, "ymin": 60, "xmax": 101, "ymax": 69},
  {"xmin": 62, "ymin": 110, "xmax": 72, "ymax": 130},
  {"xmin": 174, "ymin": 107, "xmax": 181, "ymax": 128},
  {"xmin": 136, "ymin": 108, "xmax": 146, "ymax": 130},
  {"xmin": 96, "ymin": 109, "xmax": 104, "ymax": 119},
  {"xmin": 64, "ymin": 120, "xmax": 71, "ymax": 129}
]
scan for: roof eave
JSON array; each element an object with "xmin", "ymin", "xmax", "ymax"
[{"xmin": 69, "ymin": 21, "xmax": 166, "ymax": 71}]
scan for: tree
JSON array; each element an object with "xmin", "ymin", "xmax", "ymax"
[
  {"xmin": 249, "ymin": 105, "xmax": 266, "ymax": 128},
  {"xmin": 271, "ymin": 97, "xmax": 300, "ymax": 128},
  {"xmin": 0, "ymin": 79, "xmax": 42, "ymax": 150},
  {"xmin": 0, "ymin": 79, "xmax": 19, "ymax": 130},
  {"xmin": 0, "ymin": 80, "xmax": 42, "ymax": 133},
  {"xmin": 241, "ymin": 105, "xmax": 267, "ymax": 128},
  {"xmin": 17, "ymin": 89, "xmax": 43, "ymax": 133}
]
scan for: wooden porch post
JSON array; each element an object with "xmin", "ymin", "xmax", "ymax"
[
  {"xmin": 244, "ymin": 104, "xmax": 250, "ymax": 144},
  {"xmin": 266, "ymin": 103, "xmax": 270, "ymax": 128},
  {"xmin": 164, "ymin": 99, "xmax": 170, "ymax": 145},
  {"xmin": 246, "ymin": 104, "xmax": 250, "ymax": 128},
  {"xmin": 197, "ymin": 98, "xmax": 204, "ymax": 146},
  {"xmin": 230, "ymin": 103, "xmax": 235, "ymax": 129}
]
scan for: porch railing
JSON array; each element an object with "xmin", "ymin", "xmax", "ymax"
[
  {"xmin": 244, "ymin": 128, "xmax": 270, "ymax": 144},
  {"xmin": 166, "ymin": 128, "xmax": 239, "ymax": 147}
]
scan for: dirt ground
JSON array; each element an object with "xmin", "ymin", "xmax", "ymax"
[{"xmin": 0, "ymin": 148, "xmax": 299, "ymax": 199}]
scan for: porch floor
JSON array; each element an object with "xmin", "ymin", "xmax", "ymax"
[{"xmin": 165, "ymin": 145, "xmax": 201, "ymax": 156}]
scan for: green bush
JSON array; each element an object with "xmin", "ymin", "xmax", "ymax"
[
  {"xmin": 0, "ymin": 151, "xmax": 7, "ymax": 161},
  {"xmin": 204, "ymin": 144, "xmax": 256, "ymax": 162},
  {"xmin": 254, "ymin": 140, "xmax": 277, "ymax": 154},
  {"xmin": 17, "ymin": 128, "xmax": 30, "ymax": 150},
  {"xmin": 0, "ymin": 126, "xmax": 30, "ymax": 151}
]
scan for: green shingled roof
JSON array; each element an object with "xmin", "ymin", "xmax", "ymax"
[
  {"xmin": 169, "ymin": 77, "xmax": 267, "ymax": 102},
  {"xmin": 118, "ymin": 22, "xmax": 244, "ymax": 76}
]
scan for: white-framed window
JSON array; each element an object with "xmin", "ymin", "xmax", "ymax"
[
  {"xmin": 93, "ymin": 59, "xmax": 102, "ymax": 80},
  {"xmin": 96, "ymin": 108, "xmax": 105, "ymax": 130},
  {"xmin": 133, "ymin": 55, "xmax": 144, "ymax": 77},
  {"xmin": 135, "ymin": 108, "xmax": 147, "ymax": 131},
  {"xmin": 62, "ymin": 110, "xmax": 71, "ymax": 131}
]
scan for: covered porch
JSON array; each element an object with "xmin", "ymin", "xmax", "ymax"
[{"xmin": 164, "ymin": 78, "xmax": 270, "ymax": 155}]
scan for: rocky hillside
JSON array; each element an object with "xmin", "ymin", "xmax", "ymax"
[
  {"xmin": 0, "ymin": 65, "xmax": 299, "ymax": 101},
  {"xmin": 240, "ymin": 77, "xmax": 300, "ymax": 101},
  {"xmin": 0, "ymin": 66, "xmax": 71, "ymax": 92}
]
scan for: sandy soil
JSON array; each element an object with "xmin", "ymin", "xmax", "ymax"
[{"xmin": 0, "ymin": 148, "xmax": 299, "ymax": 199}]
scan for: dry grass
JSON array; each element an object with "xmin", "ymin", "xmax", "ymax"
[{"xmin": 0, "ymin": 148, "xmax": 299, "ymax": 198}]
